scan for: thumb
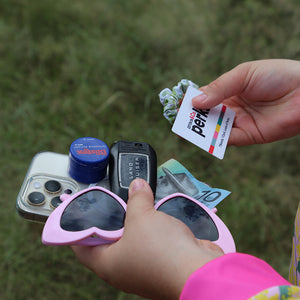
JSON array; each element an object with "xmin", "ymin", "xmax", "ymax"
[
  {"xmin": 192, "ymin": 62, "xmax": 250, "ymax": 109},
  {"xmin": 126, "ymin": 179, "xmax": 155, "ymax": 220}
]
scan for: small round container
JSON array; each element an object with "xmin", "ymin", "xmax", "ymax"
[{"xmin": 68, "ymin": 137, "xmax": 110, "ymax": 184}]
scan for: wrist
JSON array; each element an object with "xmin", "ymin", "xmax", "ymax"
[{"xmin": 174, "ymin": 241, "xmax": 224, "ymax": 299}]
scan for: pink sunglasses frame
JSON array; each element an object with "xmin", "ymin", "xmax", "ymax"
[
  {"xmin": 42, "ymin": 187, "xmax": 126, "ymax": 246},
  {"xmin": 155, "ymin": 194, "xmax": 236, "ymax": 254},
  {"xmin": 42, "ymin": 186, "xmax": 236, "ymax": 253}
]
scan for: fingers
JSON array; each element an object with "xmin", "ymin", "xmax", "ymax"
[
  {"xmin": 228, "ymin": 127, "xmax": 253, "ymax": 146},
  {"xmin": 126, "ymin": 179, "xmax": 155, "ymax": 221},
  {"xmin": 192, "ymin": 62, "xmax": 251, "ymax": 109},
  {"xmin": 71, "ymin": 179, "xmax": 154, "ymax": 270},
  {"xmin": 70, "ymin": 244, "xmax": 111, "ymax": 274}
]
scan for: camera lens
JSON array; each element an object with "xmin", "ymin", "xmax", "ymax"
[
  {"xmin": 27, "ymin": 192, "xmax": 45, "ymax": 206},
  {"xmin": 64, "ymin": 189, "xmax": 73, "ymax": 195},
  {"xmin": 44, "ymin": 180, "xmax": 62, "ymax": 194},
  {"xmin": 50, "ymin": 196, "xmax": 62, "ymax": 209}
]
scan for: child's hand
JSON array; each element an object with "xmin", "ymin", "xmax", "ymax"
[
  {"xmin": 71, "ymin": 179, "xmax": 223, "ymax": 300},
  {"xmin": 192, "ymin": 59, "xmax": 300, "ymax": 146}
]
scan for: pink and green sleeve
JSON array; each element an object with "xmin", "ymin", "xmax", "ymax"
[{"xmin": 180, "ymin": 252, "xmax": 300, "ymax": 300}]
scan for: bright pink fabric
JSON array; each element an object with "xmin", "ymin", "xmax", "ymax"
[{"xmin": 180, "ymin": 253, "xmax": 291, "ymax": 300}]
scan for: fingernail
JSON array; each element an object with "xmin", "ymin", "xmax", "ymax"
[
  {"xmin": 193, "ymin": 92, "xmax": 208, "ymax": 103},
  {"xmin": 129, "ymin": 178, "xmax": 146, "ymax": 193}
]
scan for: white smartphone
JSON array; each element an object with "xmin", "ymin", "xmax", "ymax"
[{"xmin": 16, "ymin": 151, "xmax": 110, "ymax": 223}]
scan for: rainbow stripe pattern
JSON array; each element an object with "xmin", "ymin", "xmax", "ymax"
[{"xmin": 209, "ymin": 105, "xmax": 227, "ymax": 154}]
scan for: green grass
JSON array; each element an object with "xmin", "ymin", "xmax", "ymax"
[{"xmin": 0, "ymin": 0, "xmax": 299, "ymax": 299}]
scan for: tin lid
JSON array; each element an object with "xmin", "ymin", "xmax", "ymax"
[{"xmin": 68, "ymin": 137, "xmax": 109, "ymax": 183}]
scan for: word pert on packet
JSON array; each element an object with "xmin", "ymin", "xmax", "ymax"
[{"xmin": 172, "ymin": 86, "xmax": 235, "ymax": 159}]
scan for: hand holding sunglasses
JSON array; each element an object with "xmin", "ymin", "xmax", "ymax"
[
  {"xmin": 42, "ymin": 185, "xmax": 235, "ymax": 253},
  {"xmin": 70, "ymin": 180, "xmax": 228, "ymax": 300}
]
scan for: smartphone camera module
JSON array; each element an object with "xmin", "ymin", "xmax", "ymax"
[{"xmin": 16, "ymin": 152, "xmax": 88, "ymax": 223}]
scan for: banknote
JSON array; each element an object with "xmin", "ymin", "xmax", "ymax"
[{"xmin": 155, "ymin": 159, "xmax": 231, "ymax": 208}]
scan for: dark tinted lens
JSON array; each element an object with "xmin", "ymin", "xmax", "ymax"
[
  {"xmin": 61, "ymin": 190, "xmax": 125, "ymax": 232},
  {"xmin": 157, "ymin": 196, "xmax": 219, "ymax": 241}
]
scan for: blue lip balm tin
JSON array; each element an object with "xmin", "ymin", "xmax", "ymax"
[{"xmin": 68, "ymin": 137, "xmax": 110, "ymax": 183}]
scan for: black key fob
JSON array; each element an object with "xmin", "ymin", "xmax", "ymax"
[{"xmin": 109, "ymin": 141, "xmax": 157, "ymax": 202}]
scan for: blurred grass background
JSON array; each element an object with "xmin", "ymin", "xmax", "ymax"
[{"xmin": 0, "ymin": 0, "xmax": 299, "ymax": 299}]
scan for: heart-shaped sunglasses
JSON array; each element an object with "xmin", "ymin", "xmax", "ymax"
[{"xmin": 42, "ymin": 186, "xmax": 236, "ymax": 253}]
